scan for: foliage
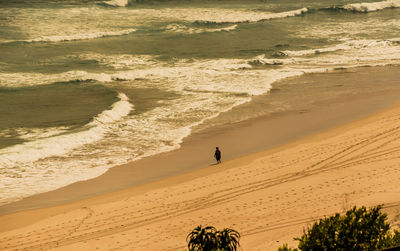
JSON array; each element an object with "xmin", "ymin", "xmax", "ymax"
[
  {"xmin": 381, "ymin": 229, "xmax": 400, "ymax": 249},
  {"xmin": 216, "ymin": 228, "xmax": 240, "ymax": 251},
  {"xmin": 186, "ymin": 225, "xmax": 240, "ymax": 251},
  {"xmin": 279, "ymin": 206, "xmax": 400, "ymax": 251},
  {"xmin": 277, "ymin": 243, "xmax": 298, "ymax": 251}
]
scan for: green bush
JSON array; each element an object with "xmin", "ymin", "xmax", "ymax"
[
  {"xmin": 279, "ymin": 206, "xmax": 400, "ymax": 251},
  {"xmin": 277, "ymin": 243, "xmax": 298, "ymax": 251},
  {"xmin": 186, "ymin": 225, "xmax": 240, "ymax": 251}
]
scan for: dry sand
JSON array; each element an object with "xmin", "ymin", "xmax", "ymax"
[{"xmin": 1, "ymin": 68, "xmax": 400, "ymax": 250}]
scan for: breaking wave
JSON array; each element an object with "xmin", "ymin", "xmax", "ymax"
[
  {"xmin": 100, "ymin": 0, "xmax": 129, "ymax": 7},
  {"xmin": 282, "ymin": 39, "xmax": 400, "ymax": 57},
  {"xmin": 0, "ymin": 93, "xmax": 133, "ymax": 169},
  {"xmin": 343, "ymin": 0, "xmax": 400, "ymax": 12},
  {"xmin": 192, "ymin": 7, "xmax": 308, "ymax": 24},
  {"xmin": 165, "ymin": 24, "xmax": 238, "ymax": 34},
  {"xmin": 23, "ymin": 28, "xmax": 136, "ymax": 43}
]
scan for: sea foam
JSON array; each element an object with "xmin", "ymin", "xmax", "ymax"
[
  {"xmin": 26, "ymin": 28, "xmax": 136, "ymax": 42},
  {"xmin": 101, "ymin": 0, "xmax": 129, "ymax": 7},
  {"xmin": 282, "ymin": 39, "xmax": 400, "ymax": 57},
  {"xmin": 343, "ymin": 0, "xmax": 400, "ymax": 12},
  {"xmin": 190, "ymin": 7, "xmax": 308, "ymax": 24},
  {"xmin": 0, "ymin": 6, "xmax": 307, "ymax": 45},
  {"xmin": 164, "ymin": 24, "xmax": 238, "ymax": 34}
]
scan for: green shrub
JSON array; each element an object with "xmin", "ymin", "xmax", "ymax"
[
  {"xmin": 278, "ymin": 243, "xmax": 298, "ymax": 251},
  {"xmin": 279, "ymin": 206, "xmax": 400, "ymax": 251}
]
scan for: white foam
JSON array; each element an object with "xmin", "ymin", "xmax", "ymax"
[
  {"xmin": 89, "ymin": 93, "xmax": 132, "ymax": 125},
  {"xmin": 1, "ymin": 6, "xmax": 307, "ymax": 45},
  {"xmin": 0, "ymin": 54, "xmax": 161, "ymax": 87},
  {"xmin": 343, "ymin": 0, "xmax": 400, "ymax": 12},
  {"xmin": 26, "ymin": 28, "xmax": 136, "ymax": 42},
  {"xmin": 2, "ymin": 37, "xmax": 399, "ymax": 91},
  {"xmin": 292, "ymin": 19, "xmax": 400, "ymax": 41},
  {"xmin": 79, "ymin": 54, "xmax": 158, "ymax": 69},
  {"xmin": 282, "ymin": 39, "xmax": 400, "ymax": 57},
  {"xmin": 0, "ymin": 7, "xmax": 140, "ymax": 44},
  {"xmin": 188, "ymin": 7, "xmax": 308, "ymax": 23},
  {"xmin": 2, "ymin": 36, "xmax": 399, "ymax": 91},
  {"xmin": 102, "ymin": 0, "xmax": 129, "ymax": 7},
  {"xmin": 0, "ymin": 93, "xmax": 133, "ymax": 169},
  {"xmin": 165, "ymin": 24, "xmax": 238, "ymax": 34}
]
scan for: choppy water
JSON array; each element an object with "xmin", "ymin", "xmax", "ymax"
[{"xmin": 0, "ymin": 0, "xmax": 399, "ymax": 205}]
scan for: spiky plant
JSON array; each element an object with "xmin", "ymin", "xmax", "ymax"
[
  {"xmin": 186, "ymin": 225, "xmax": 218, "ymax": 251},
  {"xmin": 216, "ymin": 228, "xmax": 240, "ymax": 251}
]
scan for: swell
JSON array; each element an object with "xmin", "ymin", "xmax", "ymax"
[{"xmin": 3, "ymin": 0, "xmax": 399, "ymax": 45}]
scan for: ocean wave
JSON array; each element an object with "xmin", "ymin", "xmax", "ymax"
[
  {"xmin": 165, "ymin": 24, "xmax": 238, "ymax": 34},
  {"xmin": 343, "ymin": 0, "xmax": 400, "ymax": 12},
  {"xmin": 248, "ymin": 58, "xmax": 284, "ymax": 66},
  {"xmin": 291, "ymin": 18, "xmax": 400, "ymax": 42},
  {"xmin": 23, "ymin": 28, "xmax": 136, "ymax": 43},
  {"xmin": 0, "ymin": 93, "xmax": 133, "ymax": 169},
  {"xmin": 0, "ymin": 71, "xmax": 113, "ymax": 87},
  {"xmin": 191, "ymin": 7, "xmax": 308, "ymax": 24},
  {"xmin": 3, "ymin": 36, "xmax": 399, "ymax": 91},
  {"xmin": 282, "ymin": 39, "xmax": 400, "ymax": 57},
  {"xmin": 101, "ymin": 0, "xmax": 129, "ymax": 7},
  {"xmin": 89, "ymin": 93, "xmax": 132, "ymax": 125},
  {"xmin": 2, "ymin": 35, "xmax": 399, "ymax": 90}
]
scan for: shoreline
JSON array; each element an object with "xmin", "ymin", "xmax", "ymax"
[
  {"xmin": 1, "ymin": 97, "xmax": 399, "ymax": 250},
  {"xmin": 2, "ymin": 66, "xmax": 400, "ymax": 217},
  {"xmin": 1, "ymin": 66, "xmax": 400, "ymax": 250}
]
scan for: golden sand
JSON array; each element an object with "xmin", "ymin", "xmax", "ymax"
[{"xmin": 1, "ymin": 100, "xmax": 400, "ymax": 250}]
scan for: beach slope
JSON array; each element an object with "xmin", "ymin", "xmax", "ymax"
[{"xmin": 1, "ymin": 98, "xmax": 400, "ymax": 250}]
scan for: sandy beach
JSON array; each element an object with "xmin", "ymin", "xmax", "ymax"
[
  {"xmin": 2, "ymin": 0, "xmax": 400, "ymax": 249},
  {"xmin": 1, "ymin": 67, "xmax": 400, "ymax": 250}
]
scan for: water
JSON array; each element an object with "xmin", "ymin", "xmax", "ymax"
[{"xmin": 0, "ymin": 0, "xmax": 399, "ymax": 205}]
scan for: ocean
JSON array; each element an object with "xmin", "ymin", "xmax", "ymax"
[{"xmin": 0, "ymin": 0, "xmax": 399, "ymax": 206}]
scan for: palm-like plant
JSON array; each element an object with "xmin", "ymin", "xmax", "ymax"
[
  {"xmin": 186, "ymin": 225, "xmax": 240, "ymax": 251},
  {"xmin": 187, "ymin": 225, "xmax": 218, "ymax": 251},
  {"xmin": 216, "ymin": 228, "xmax": 240, "ymax": 251}
]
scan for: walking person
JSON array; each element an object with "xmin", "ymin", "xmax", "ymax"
[{"xmin": 214, "ymin": 147, "xmax": 221, "ymax": 164}]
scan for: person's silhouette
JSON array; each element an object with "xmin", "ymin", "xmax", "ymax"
[{"xmin": 214, "ymin": 147, "xmax": 221, "ymax": 164}]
